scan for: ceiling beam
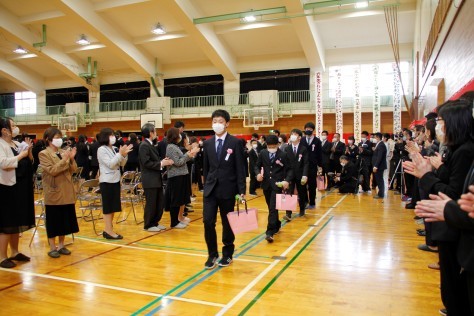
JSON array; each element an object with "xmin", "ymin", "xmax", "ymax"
[
  {"xmin": 133, "ymin": 31, "xmax": 188, "ymax": 45},
  {"xmin": 56, "ymin": 0, "xmax": 159, "ymax": 80},
  {"xmin": 94, "ymin": 0, "xmax": 151, "ymax": 11},
  {"xmin": 163, "ymin": 0, "xmax": 237, "ymax": 80},
  {"xmin": 0, "ymin": 58, "xmax": 44, "ymax": 94},
  {"xmin": 19, "ymin": 10, "xmax": 65, "ymax": 24},
  {"xmin": 64, "ymin": 43, "xmax": 107, "ymax": 54},
  {"xmin": 214, "ymin": 20, "xmax": 291, "ymax": 35},
  {"xmin": 284, "ymin": 0, "xmax": 326, "ymax": 70},
  {"xmin": 0, "ymin": 5, "xmax": 90, "ymax": 89}
]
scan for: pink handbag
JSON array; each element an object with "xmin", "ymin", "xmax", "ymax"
[
  {"xmin": 227, "ymin": 200, "xmax": 258, "ymax": 234},
  {"xmin": 317, "ymin": 175, "xmax": 325, "ymax": 191},
  {"xmin": 276, "ymin": 192, "xmax": 297, "ymax": 211}
]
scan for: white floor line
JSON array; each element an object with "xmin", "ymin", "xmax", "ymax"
[
  {"xmin": 71, "ymin": 236, "xmax": 272, "ymax": 265},
  {"xmin": 215, "ymin": 195, "xmax": 347, "ymax": 316},
  {"xmin": 0, "ymin": 268, "xmax": 225, "ymax": 307}
]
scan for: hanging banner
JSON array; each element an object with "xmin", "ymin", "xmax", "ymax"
[
  {"xmin": 373, "ymin": 64, "xmax": 380, "ymax": 132},
  {"xmin": 353, "ymin": 67, "xmax": 361, "ymax": 143},
  {"xmin": 392, "ymin": 62, "xmax": 402, "ymax": 134},
  {"xmin": 315, "ymin": 72, "xmax": 323, "ymax": 136},
  {"xmin": 335, "ymin": 69, "xmax": 343, "ymax": 136}
]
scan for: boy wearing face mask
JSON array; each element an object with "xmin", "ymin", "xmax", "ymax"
[
  {"xmin": 328, "ymin": 133, "xmax": 346, "ymax": 189},
  {"xmin": 372, "ymin": 133, "xmax": 387, "ymax": 199},
  {"xmin": 284, "ymin": 129, "xmax": 308, "ymax": 220},
  {"xmin": 320, "ymin": 130, "xmax": 332, "ymax": 189},
  {"xmin": 345, "ymin": 136, "xmax": 358, "ymax": 164},
  {"xmin": 358, "ymin": 131, "xmax": 373, "ymax": 193},
  {"xmin": 249, "ymin": 139, "xmax": 260, "ymax": 196},
  {"xmin": 301, "ymin": 122, "xmax": 323, "ymax": 209},
  {"xmin": 256, "ymin": 135, "xmax": 294, "ymax": 243},
  {"xmin": 336, "ymin": 156, "xmax": 358, "ymax": 194}
]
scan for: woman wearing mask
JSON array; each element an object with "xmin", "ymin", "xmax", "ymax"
[
  {"xmin": 165, "ymin": 128, "xmax": 199, "ymax": 228},
  {"xmin": 0, "ymin": 117, "xmax": 34, "ymax": 268},
  {"xmin": 345, "ymin": 136, "xmax": 358, "ymax": 164},
  {"xmin": 39, "ymin": 128, "xmax": 80, "ymax": 258},
  {"xmin": 97, "ymin": 128, "xmax": 133, "ymax": 239}
]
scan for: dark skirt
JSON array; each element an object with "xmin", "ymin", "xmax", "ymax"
[
  {"xmin": 45, "ymin": 204, "xmax": 79, "ymax": 238},
  {"xmin": 165, "ymin": 175, "xmax": 191, "ymax": 209},
  {"xmin": 100, "ymin": 182, "xmax": 122, "ymax": 214},
  {"xmin": 0, "ymin": 181, "xmax": 35, "ymax": 234}
]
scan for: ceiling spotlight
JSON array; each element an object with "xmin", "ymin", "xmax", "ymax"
[
  {"xmin": 355, "ymin": 1, "xmax": 369, "ymax": 8},
  {"xmin": 152, "ymin": 23, "xmax": 166, "ymax": 35},
  {"xmin": 76, "ymin": 34, "xmax": 90, "ymax": 46},
  {"xmin": 242, "ymin": 15, "xmax": 257, "ymax": 23},
  {"xmin": 13, "ymin": 46, "xmax": 28, "ymax": 54}
]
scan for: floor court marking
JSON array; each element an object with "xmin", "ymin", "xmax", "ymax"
[
  {"xmin": 215, "ymin": 195, "xmax": 347, "ymax": 316},
  {"xmin": 0, "ymin": 268, "xmax": 225, "ymax": 308}
]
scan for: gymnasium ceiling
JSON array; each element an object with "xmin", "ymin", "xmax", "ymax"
[{"xmin": 0, "ymin": 0, "xmax": 416, "ymax": 94}]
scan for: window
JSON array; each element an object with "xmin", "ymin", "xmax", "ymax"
[{"xmin": 15, "ymin": 91, "xmax": 37, "ymax": 114}]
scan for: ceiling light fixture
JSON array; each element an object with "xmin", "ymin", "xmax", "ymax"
[
  {"xmin": 13, "ymin": 46, "xmax": 28, "ymax": 54},
  {"xmin": 76, "ymin": 34, "xmax": 90, "ymax": 46},
  {"xmin": 152, "ymin": 23, "xmax": 166, "ymax": 35},
  {"xmin": 194, "ymin": 7, "xmax": 287, "ymax": 24},
  {"xmin": 355, "ymin": 1, "xmax": 369, "ymax": 8}
]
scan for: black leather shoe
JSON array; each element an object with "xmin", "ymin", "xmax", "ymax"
[
  {"xmin": 405, "ymin": 203, "xmax": 416, "ymax": 209},
  {"xmin": 102, "ymin": 231, "xmax": 123, "ymax": 240}
]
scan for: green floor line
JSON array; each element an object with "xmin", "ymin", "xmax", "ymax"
[{"xmin": 238, "ymin": 216, "xmax": 334, "ymax": 316}]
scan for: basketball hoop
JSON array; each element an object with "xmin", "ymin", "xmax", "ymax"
[{"xmin": 254, "ymin": 125, "xmax": 260, "ymax": 131}]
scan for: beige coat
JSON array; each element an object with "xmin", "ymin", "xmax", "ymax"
[{"xmin": 39, "ymin": 147, "xmax": 78, "ymax": 205}]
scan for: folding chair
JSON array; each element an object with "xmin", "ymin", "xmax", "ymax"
[
  {"xmin": 116, "ymin": 182, "xmax": 144, "ymax": 224},
  {"xmin": 76, "ymin": 179, "xmax": 102, "ymax": 235}
]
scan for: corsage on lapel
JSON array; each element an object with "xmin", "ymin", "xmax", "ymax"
[
  {"xmin": 298, "ymin": 154, "xmax": 302, "ymax": 162},
  {"xmin": 225, "ymin": 148, "xmax": 233, "ymax": 161},
  {"xmin": 312, "ymin": 144, "xmax": 315, "ymax": 151},
  {"xmin": 276, "ymin": 159, "xmax": 284, "ymax": 166}
]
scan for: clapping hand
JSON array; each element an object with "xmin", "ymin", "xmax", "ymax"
[
  {"xmin": 403, "ymin": 153, "xmax": 432, "ymax": 178},
  {"xmin": 458, "ymin": 185, "xmax": 474, "ymax": 218},
  {"xmin": 161, "ymin": 157, "xmax": 174, "ymax": 167},
  {"xmin": 257, "ymin": 174, "xmax": 263, "ymax": 182},
  {"xmin": 405, "ymin": 141, "xmax": 420, "ymax": 155},
  {"xmin": 69, "ymin": 147, "xmax": 77, "ymax": 159},
  {"xmin": 24, "ymin": 137, "xmax": 33, "ymax": 150},
  {"xmin": 61, "ymin": 149, "xmax": 71, "ymax": 161},
  {"xmin": 414, "ymin": 192, "xmax": 451, "ymax": 222},
  {"xmin": 428, "ymin": 152, "xmax": 443, "ymax": 170},
  {"xmin": 119, "ymin": 144, "xmax": 133, "ymax": 157}
]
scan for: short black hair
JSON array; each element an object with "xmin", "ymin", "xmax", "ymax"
[
  {"xmin": 141, "ymin": 123, "xmax": 155, "ymax": 139},
  {"xmin": 43, "ymin": 127, "xmax": 62, "ymax": 146},
  {"xmin": 334, "ymin": 133, "xmax": 340, "ymax": 137},
  {"xmin": 348, "ymin": 135, "xmax": 355, "ymax": 141},
  {"xmin": 115, "ymin": 130, "xmax": 122, "ymax": 137},
  {"xmin": 375, "ymin": 132, "xmax": 383, "ymax": 139},
  {"xmin": 273, "ymin": 129, "xmax": 280, "ymax": 136},
  {"xmin": 415, "ymin": 125, "xmax": 425, "ymax": 132},
  {"xmin": 167, "ymin": 127, "xmax": 181, "ymax": 144},
  {"xmin": 98, "ymin": 128, "xmax": 115, "ymax": 145},
  {"xmin": 383, "ymin": 133, "xmax": 390, "ymax": 140},
  {"xmin": 340, "ymin": 155, "xmax": 349, "ymax": 161},
  {"xmin": 425, "ymin": 118, "xmax": 437, "ymax": 142},
  {"xmin": 304, "ymin": 122, "xmax": 315, "ymax": 130},
  {"xmin": 260, "ymin": 135, "xmax": 266, "ymax": 141},
  {"xmin": 251, "ymin": 133, "xmax": 259, "ymax": 139},
  {"xmin": 129, "ymin": 133, "xmax": 138, "ymax": 143},
  {"xmin": 250, "ymin": 139, "xmax": 258, "ymax": 144},
  {"xmin": 361, "ymin": 131, "xmax": 369, "ymax": 136},
  {"xmin": 174, "ymin": 121, "xmax": 185, "ymax": 128},
  {"xmin": 438, "ymin": 98, "xmax": 474, "ymax": 148},
  {"xmin": 280, "ymin": 134, "xmax": 287, "ymax": 142},
  {"xmin": 404, "ymin": 130, "xmax": 412, "ymax": 137},
  {"xmin": 321, "ymin": 130, "xmax": 328, "ymax": 135},
  {"xmin": 211, "ymin": 109, "xmax": 230, "ymax": 122},
  {"xmin": 266, "ymin": 135, "xmax": 279, "ymax": 145},
  {"xmin": 290, "ymin": 128, "xmax": 302, "ymax": 137}
]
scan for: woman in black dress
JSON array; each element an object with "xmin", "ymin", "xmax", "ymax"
[
  {"xmin": 125, "ymin": 133, "xmax": 140, "ymax": 172},
  {"xmin": 75, "ymin": 135, "xmax": 90, "ymax": 180},
  {"xmin": 0, "ymin": 117, "xmax": 35, "ymax": 268}
]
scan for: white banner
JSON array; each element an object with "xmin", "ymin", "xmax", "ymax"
[
  {"xmin": 392, "ymin": 63, "xmax": 402, "ymax": 134},
  {"xmin": 373, "ymin": 64, "xmax": 380, "ymax": 132},
  {"xmin": 353, "ymin": 67, "xmax": 361, "ymax": 143},
  {"xmin": 335, "ymin": 69, "xmax": 343, "ymax": 136},
  {"xmin": 315, "ymin": 72, "xmax": 323, "ymax": 136}
]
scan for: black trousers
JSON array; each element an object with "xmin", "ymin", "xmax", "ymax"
[
  {"xmin": 467, "ymin": 270, "xmax": 474, "ymax": 315},
  {"xmin": 194, "ymin": 165, "xmax": 203, "ymax": 190},
  {"xmin": 143, "ymin": 187, "xmax": 164, "ymax": 229},
  {"xmin": 360, "ymin": 160, "xmax": 371, "ymax": 192},
  {"xmin": 438, "ymin": 241, "xmax": 470, "ymax": 316},
  {"xmin": 374, "ymin": 169, "xmax": 385, "ymax": 197},
  {"xmin": 249, "ymin": 172, "xmax": 258, "ymax": 194},
  {"xmin": 307, "ymin": 170, "xmax": 317, "ymax": 206},
  {"xmin": 203, "ymin": 196, "xmax": 235, "ymax": 258},
  {"xmin": 263, "ymin": 188, "xmax": 281, "ymax": 236},
  {"xmin": 90, "ymin": 165, "xmax": 99, "ymax": 179},
  {"xmin": 338, "ymin": 181, "xmax": 357, "ymax": 194},
  {"xmin": 286, "ymin": 182, "xmax": 308, "ymax": 216},
  {"xmin": 404, "ymin": 173, "xmax": 415, "ymax": 197},
  {"xmin": 170, "ymin": 206, "xmax": 180, "ymax": 227}
]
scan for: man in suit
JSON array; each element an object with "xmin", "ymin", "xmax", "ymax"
[
  {"xmin": 256, "ymin": 135, "xmax": 293, "ymax": 242},
  {"xmin": 372, "ymin": 132, "xmax": 388, "ymax": 199},
  {"xmin": 248, "ymin": 139, "xmax": 260, "ymax": 196},
  {"xmin": 320, "ymin": 130, "xmax": 332, "ymax": 188},
  {"xmin": 284, "ymin": 129, "xmax": 308, "ymax": 219},
  {"xmin": 138, "ymin": 123, "xmax": 173, "ymax": 232},
  {"xmin": 301, "ymin": 122, "xmax": 323, "ymax": 209},
  {"xmin": 336, "ymin": 155, "xmax": 358, "ymax": 194},
  {"xmin": 328, "ymin": 133, "xmax": 346, "ymax": 189},
  {"xmin": 202, "ymin": 109, "xmax": 246, "ymax": 270},
  {"xmin": 89, "ymin": 134, "xmax": 100, "ymax": 179},
  {"xmin": 358, "ymin": 131, "xmax": 373, "ymax": 193}
]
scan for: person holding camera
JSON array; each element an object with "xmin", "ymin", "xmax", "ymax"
[
  {"xmin": 358, "ymin": 131, "xmax": 373, "ymax": 193},
  {"xmin": 335, "ymin": 155, "xmax": 358, "ymax": 194}
]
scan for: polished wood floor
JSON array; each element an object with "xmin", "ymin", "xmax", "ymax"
[{"xmin": 1, "ymin": 184, "xmax": 442, "ymax": 315}]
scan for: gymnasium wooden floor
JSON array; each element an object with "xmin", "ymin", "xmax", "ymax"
[{"xmin": 1, "ymin": 184, "xmax": 442, "ymax": 315}]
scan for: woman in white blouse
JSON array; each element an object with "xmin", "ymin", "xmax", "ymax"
[{"xmin": 97, "ymin": 128, "xmax": 133, "ymax": 239}]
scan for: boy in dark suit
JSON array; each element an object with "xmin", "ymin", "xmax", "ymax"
[
  {"xmin": 138, "ymin": 123, "xmax": 173, "ymax": 232},
  {"xmin": 256, "ymin": 135, "xmax": 294, "ymax": 243},
  {"xmin": 248, "ymin": 139, "xmax": 260, "ymax": 196},
  {"xmin": 328, "ymin": 132, "xmax": 346, "ymax": 189},
  {"xmin": 284, "ymin": 129, "xmax": 308, "ymax": 220},
  {"xmin": 372, "ymin": 132, "xmax": 387, "ymax": 199},
  {"xmin": 358, "ymin": 131, "xmax": 373, "ymax": 193},
  {"xmin": 320, "ymin": 130, "xmax": 332, "ymax": 189},
  {"xmin": 202, "ymin": 110, "xmax": 247, "ymax": 270},
  {"xmin": 336, "ymin": 155, "xmax": 358, "ymax": 193},
  {"xmin": 301, "ymin": 122, "xmax": 323, "ymax": 209}
]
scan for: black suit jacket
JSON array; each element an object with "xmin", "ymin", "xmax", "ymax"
[
  {"xmin": 331, "ymin": 141, "xmax": 346, "ymax": 162},
  {"xmin": 138, "ymin": 140, "xmax": 163, "ymax": 189},
  {"xmin": 157, "ymin": 138, "xmax": 168, "ymax": 160},
  {"xmin": 321, "ymin": 140, "xmax": 332, "ymax": 166},
  {"xmin": 358, "ymin": 140, "xmax": 373, "ymax": 164},
  {"xmin": 340, "ymin": 161, "xmax": 358, "ymax": 184},
  {"xmin": 372, "ymin": 142, "xmax": 387, "ymax": 171},
  {"xmin": 301, "ymin": 136, "xmax": 322, "ymax": 172},
  {"xmin": 255, "ymin": 149, "xmax": 294, "ymax": 191},
  {"xmin": 284, "ymin": 143, "xmax": 308, "ymax": 181},
  {"xmin": 90, "ymin": 141, "xmax": 100, "ymax": 167},
  {"xmin": 203, "ymin": 134, "xmax": 246, "ymax": 199},
  {"xmin": 248, "ymin": 148, "xmax": 259, "ymax": 176}
]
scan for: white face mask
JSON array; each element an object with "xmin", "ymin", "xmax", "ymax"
[
  {"xmin": 361, "ymin": 137, "xmax": 367, "ymax": 142},
  {"xmin": 435, "ymin": 123, "xmax": 445, "ymax": 143},
  {"xmin": 212, "ymin": 123, "xmax": 225, "ymax": 135},
  {"xmin": 52, "ymin": 138, "xmax": 63, "ymax": 148},
  {"xmin": 332, "ymin": 139, "xmax": 338, "ymax": 143},
  {"xmin": 252, "ymin": 144, "xmax": 258, "ymax": 149},
  {"xmin": 348, "ymin": 140, "xmax": 354, "ymax": 145},
  {"xmin": 290, "ymin": 135, "xmax": 298, "ymax": 142},
  {"xmin": 12, "ymin": 127, "xmax": 20, "ymax": 138},
  {"xmin": 109, "ymin": 136, "xmax": 116, "ymax": 145},
  {"xmin": 320, "ymin": 135, "xmax": 327, "ymax": 141},
  {"xmin": 268, "ymin": 148, "xmax": 277, "ymax": 154},
  {"xmin": 373, "ymin": 139, "xmax": 379, "ymax": 144}
]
